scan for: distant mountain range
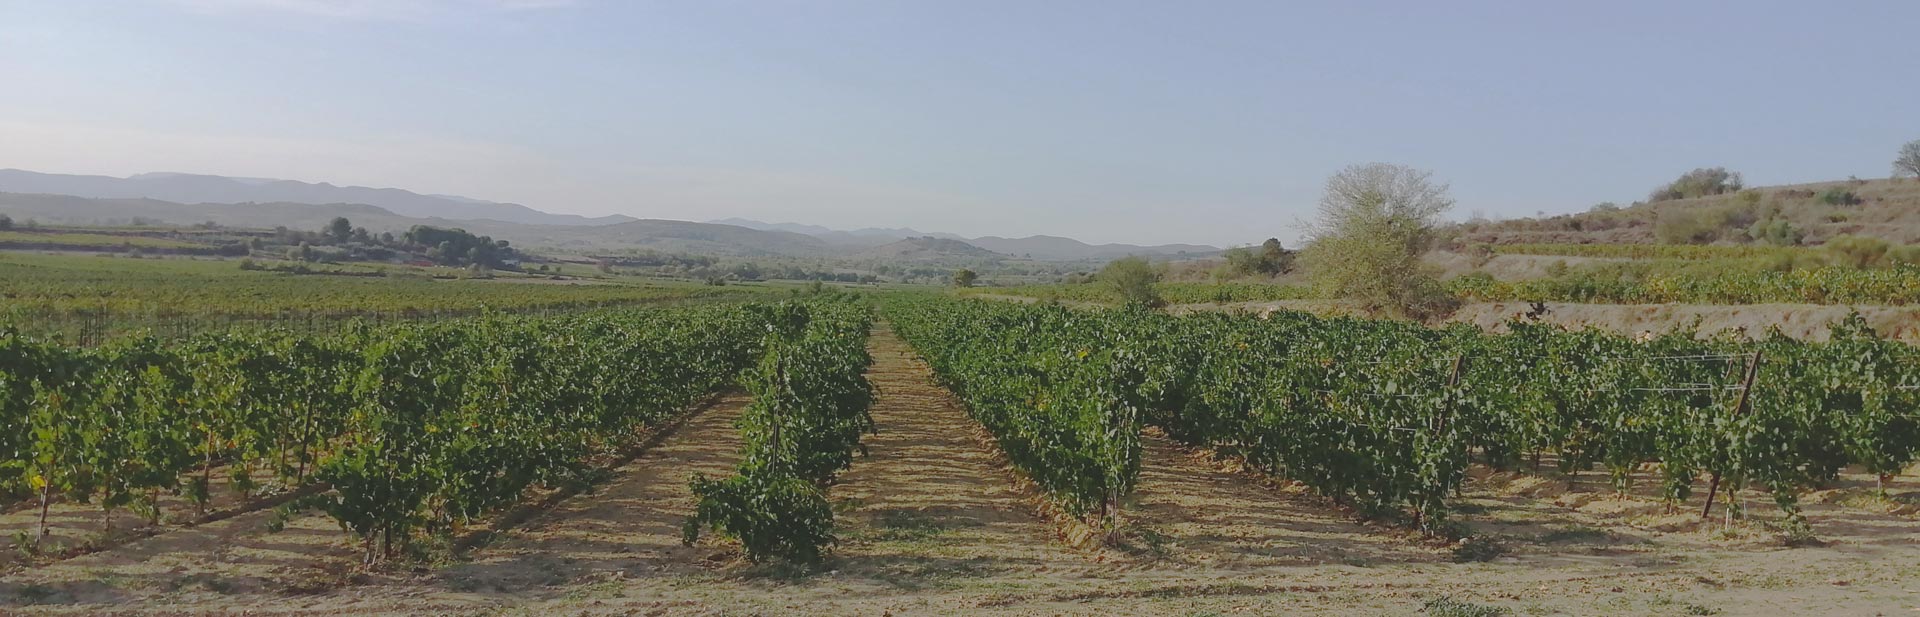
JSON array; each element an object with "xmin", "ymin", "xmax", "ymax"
[
  {"xmin": 709, "ymin": 218, "xmax": 1219, "ymax": 261},
  {"xmin": 0, "ymin": 168, "xmax": 1224, "ymax": 261},
  {"xmin": 0, "ymin": 169, "xmax": 636, "ymax": 227},
  {"xmin": 0, "ymin": 192, "xmax": 833, "ymax": 258}
]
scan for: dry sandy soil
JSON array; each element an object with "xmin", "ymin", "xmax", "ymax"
[{"xmin": 3, "ymin": 325, "xmax": 1919, "ymax": 615}]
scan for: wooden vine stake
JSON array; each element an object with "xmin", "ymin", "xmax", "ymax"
[
  {"xmin": 1700, "ymin": 350, "xmax": 1762, "ymax": 520},
  {"xmin": 1444, "ymin": 354, "xmax": 1466, "ymax": 500}
]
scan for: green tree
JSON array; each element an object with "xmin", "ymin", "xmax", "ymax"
[
  {"xmin": 0, "ymin": 214, "xmax": 11, "ymax": 230},
  {"xmin": 1895, "ymin": 140, "xmax": 1920, "ymax": 179},
  {"xmin": 1649, "ymin": 167, "xmax": 1743, "ymax": 202},
  {"xmin": 1298, "ymin": 163, "xmax": 1456, "ymax": 318},
  {"xmin": 952, "ymin": 268, "xmax": 978, "ymax": 288},
  {"xmin": 1100, "ymin": 256, "xmax": 1162, "ymax": 307},
  {"xmin": 326, "ymin": 217, "xmax": 353, "ymax": 244},
  {"xmin": 1221, "ymin": 238, "xmax": 1293, "ymax": 278}
]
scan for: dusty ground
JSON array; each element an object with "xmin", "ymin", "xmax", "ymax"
[{"xmin": 3, "ymin": 325, "xmax": 1919, "ymax": 615}]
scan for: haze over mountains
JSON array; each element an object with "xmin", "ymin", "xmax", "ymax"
[
  {"xmin": 0, "ymin": 169, "xmax": 635, "ymax": 227},
  {"xmin": 0, "ymin": 169, "xmax": 1222, "ymax": 261},
  {"xmin": 710, "ymin": 217, "xmax": 1220, "ymax": 261}
]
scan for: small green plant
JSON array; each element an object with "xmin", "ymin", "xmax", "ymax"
[
  {"xmin": 1424, "ymin": 596, "xmax": 1509, "ymax": 617},
  {"xmin": 1682, "ymin": 602, "xmax": 1722, "ymax": 616},
  {"xmin": 9, "ymin": 582, "xmax": 57, "ymax": 605}
]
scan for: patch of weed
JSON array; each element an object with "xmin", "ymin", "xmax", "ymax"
[
  {"xmin": 1538, "ymin": 525, "xmax": 1610, "ymax": 544},
  {"xmin": 1424, "ymin": 596, "xmax": 1509, "ymax": 617},
  {"xmin": 1451, "ymin": 536, "xmax": 1507, "ymax": 563},
  {"xmin": 871, "ymin": 509, "xmax": 949, "ymax": 543}
]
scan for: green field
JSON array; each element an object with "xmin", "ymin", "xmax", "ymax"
[
  {"xmin": 0, "ymin": 230, "xmax": 213, "ymax": 250},
  {"xmin": 0, "ymin": 253, "xmax": 789, "ymax": 341}
]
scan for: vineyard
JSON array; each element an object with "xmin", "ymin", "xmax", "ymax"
[
  {"xmin": 885, "ymin": 295, "xmax": 1920, "ymax": 533},
  {"xmin": 1, "ymin": 291, "xmax": 1917, "ymax": 615},
  {"xmin": 0, "ymin": 297, "xmax": 876, "ymax": 567},
  {"xmin": 989, "ymin": 265, "xmax": 1920, "ymax": 307},
  {"xmin": 0, "ymin": 253, "xmax": 776, "ymax": 342},
  {"xmin": 978, "ymin": 281, "xmax": 1319, "ymax": 305}
]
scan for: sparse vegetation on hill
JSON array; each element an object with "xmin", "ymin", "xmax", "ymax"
[
  {"xmin": 1649, "ymin": 167, "xmax": 1743, "ymax": 202},
  {"xmin": 1454, "ymin": 176, "xmax": 1920, "ymax": 247}
]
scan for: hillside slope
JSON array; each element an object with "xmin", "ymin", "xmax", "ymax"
[
  {"xmin": 967, "ymin": 234, "xmax": 1219, "ymax": 260},
  {"xmin": 850, "ymin": 237, "xmax": 1004, "ymax": 262},
  {"xmin": 1457, "ymin": 178, "xmax": 1920, "ymax": 246},
  {"xmin": 714, "ymin": 218, "xmax": 1222, "ymax": 259}
]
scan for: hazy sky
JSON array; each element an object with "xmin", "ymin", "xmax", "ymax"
[{"xmin": 3, "ymin": 1, "xmax": 1917, "ymax": 246}]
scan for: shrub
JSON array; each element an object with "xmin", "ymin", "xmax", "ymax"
[
  {"xmin": 1823, "ymin": 235, "xmax": 1890, "ymax": 269},
  {"xmin": 1300, "ymin": 163, "xmax": 1458, "ymax": 319},
  {"xmin": 1818, "ymin": 188, "xmax": 1862, "ymax": 206},
  {"xmin": 1100, "ymin": 256, "xmax": 1162, "ymax": 307},
  {"xmin": 1888, "ymin": 245, "xmax": 1920, "ymax": 267},
  {"xmin": 1649, "ymin": 167, "xmax": 1743, "ymax": 202},
  {"xmin": 1655, "ymin": 210, "xmax": 1720, "ymax": 244},
  {"xmin": 1748, "ymin": 219, "xmax": 1803, "ymax": 246}
]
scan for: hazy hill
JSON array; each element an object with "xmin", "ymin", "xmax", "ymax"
[
  {"xmin": 967, "ymin": 235, "xmax": 1219, "ymax": 261},
  {"xmin": 0, "ymin": 169, "xmax": 635, "ymax": 227},
  {"xmin": 524, "ymin": 219, "xmax": 832, "ymax": 257},
  {"xmin": 714, "ymin": 218, "xmax": 1219, "ymax": 259},
  {"xmin": 0, "ymin": 192, "xmax": 829, "ymax": 257},
  {"xmin": 850, "ymin": 237, "xmax": 1004, "ymax": 261},
  {"xmin": 1457, "ymin": 178, "xmax": 1920, "ymax": 246}
]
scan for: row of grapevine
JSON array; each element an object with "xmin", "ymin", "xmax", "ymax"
[
  {"xmin": 883, "ymin": 297, "xmax": 1146, "ymax": 521},
  {"xmin": 887, "ymin": 295, "xmax": 1920, "ymax": 534},
  {"xmin": 1140, "ymin": 310, "xmax": 1471, "ymax": 527},
  {"xmin": 0, "ymin": 304, "xmax": 766, "ymax": 562},
  {"xmin": 685, "ymin": 299, "xmax": 876, "ymax": 563},
  {"xmin": 317, "ymin": 307, "xmax": 763, "ymax": 562},
  {"xmin": 978, "ymin": 282, "xmax": 1318, "ymax": 305},
  {"xmin": 1, "ymin": 328, "xmax": 366, "ymax": 542}
]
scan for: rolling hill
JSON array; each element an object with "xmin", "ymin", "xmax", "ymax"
[
  {"xmin": 713, "ymin": 218, "xmax": 1221, "ymax": 260},
  {"xmin": 0, "ymin": 168, "xmax": 1227, "ymax": 261},
  {"xmin": 1456, "ymin": 177, "xmax": 1920, "ymax": 246},
  {"xmin": 849, "ymin": 237, "xmax": 1005, "ymax": 262},
  {"xmin": 0, "ymin": 192, "xmax": 826, "ymax": 257},
  {"xmin": 0, "ymin": 169, "xmax": 634, "ymax": 227}
]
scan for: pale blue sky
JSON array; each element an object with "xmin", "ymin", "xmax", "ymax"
[{"xmin": 2, "ymin": 1, "xmax": 1916, "ymax": 245}]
